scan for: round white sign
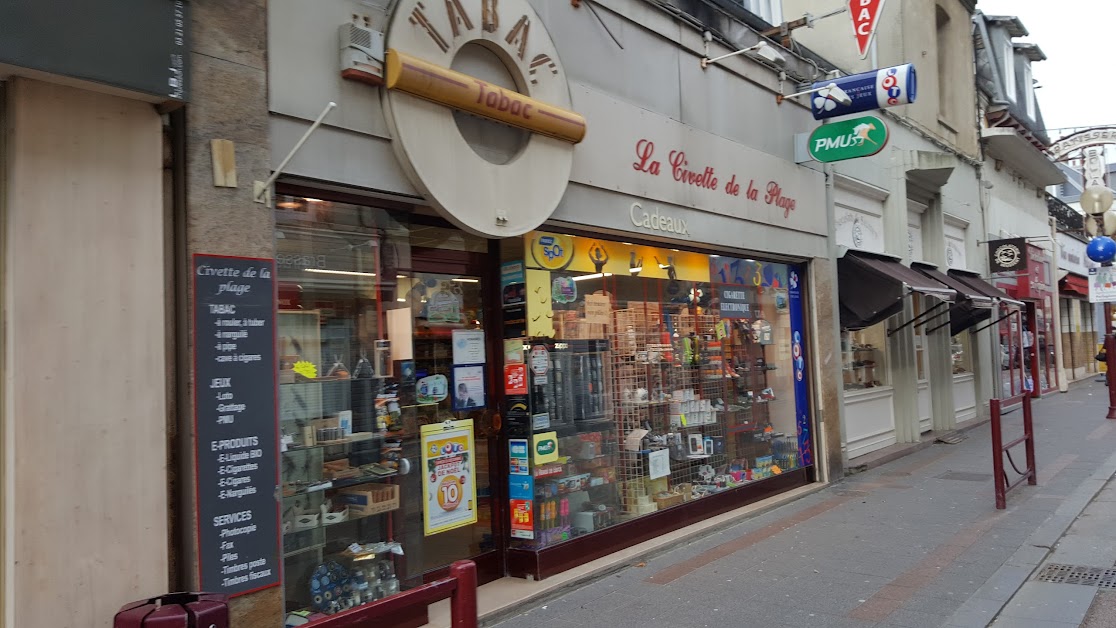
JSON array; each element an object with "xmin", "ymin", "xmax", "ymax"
[{"xmin": 383, "ymin": 0, "xmax": 578, "ymax": 237}]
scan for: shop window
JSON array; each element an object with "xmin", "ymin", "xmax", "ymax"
[
  {"xmin": 506, "ymin": 234, "xmax": 812, "ymax": 548},
  {"xmin": 274, "ymin": 195, "xmax": 495, "ymax": 619},
  {"xmin": 951, "ymin": 332, "xmax": 972, "ymax": 374},
  {"xmin": 842, "ymin": 323, "xmax": 888, "ymax": 391}
]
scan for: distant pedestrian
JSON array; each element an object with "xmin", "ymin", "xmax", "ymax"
[{"xmin": 1097, "ymin": 346, "xmax": 1108, "ymax": 386}]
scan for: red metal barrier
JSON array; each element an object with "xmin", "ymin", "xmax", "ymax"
[
  {"xmin": 989, "ymin": 393, "xmax": 1037, "ymax": 510},
  {"xmin": 312, "ymin": 560, "xmax": 477, "ymax": 628}
]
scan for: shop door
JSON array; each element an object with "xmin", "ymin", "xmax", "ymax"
[{"xmin": 396, "ymin": 263, "xmax": 503, "ymax": 586}]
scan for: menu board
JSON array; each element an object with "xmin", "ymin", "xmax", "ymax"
[{"xmin": 192, "ymin": 254, "xmax": 280, "ymax": 596}]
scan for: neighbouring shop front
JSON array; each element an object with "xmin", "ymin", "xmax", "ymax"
[
  {"xmin": 1055, "ymin": 232, "xmax": 1099, "ymax": 383},
  {"xmin": 991, "ymin": 241, "xmax": 1059, "ymax": 396},
  {"xmin": 246, "ymin": 0, "xmax": 832, "ymax": 625}
]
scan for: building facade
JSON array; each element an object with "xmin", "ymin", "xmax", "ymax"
[
  {"xmin": 974, "ymin": 12, "xmax": 1066, "ymax": 398},
  {"xmin": 181, "ymin": 0, "xmax": 844, "ymax": 625},
  {"xmin": 783, "ymin": 0, "xmax": 1003, "ymax": 461}
]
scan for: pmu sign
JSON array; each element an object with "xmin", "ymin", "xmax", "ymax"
[
  {"xmin": 811, "ymin": 64, "xmax": 916, "ymax": 121},
  {"xmin": 849, "ymin": 0, "xmax": 886, "ymax": 59},
  {"xmin": 808, "ymin": 115, "xmax": 889, "ymax": 162}
]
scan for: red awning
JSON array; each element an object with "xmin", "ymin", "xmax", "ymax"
[{"xmin": 1060, "ymin": 273, "xmax": 1090, "ymax": 298}]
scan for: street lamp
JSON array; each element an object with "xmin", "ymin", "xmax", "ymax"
[{"xmin": 1082, "ymin": 184, "xmax": 1116, "ymax": 419}]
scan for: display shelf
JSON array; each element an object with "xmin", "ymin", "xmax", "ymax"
[{"xmin": 283, "ymin": 544, "xmax": 326, "ymax": 559}]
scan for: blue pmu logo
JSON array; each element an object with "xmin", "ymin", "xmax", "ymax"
[{"xmin": 539, "ymin": 236, "xmax": 564, "ymax": 261}]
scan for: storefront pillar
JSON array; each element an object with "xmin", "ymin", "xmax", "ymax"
[
  {"xmin": 889, "ymin": 300, "xmax": 922, "ymax": 444},
  {"xmin": 810, "ymin": 256, "xmax": 846, "ymax": 481},
  {"xmin": 179, "ymin": 1, "xmax": 282, "ymax": 625}
]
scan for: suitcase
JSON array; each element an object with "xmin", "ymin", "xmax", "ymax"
[{"xmin": 114, "ymin": 593, "xmax": 228, "ymax": 628}]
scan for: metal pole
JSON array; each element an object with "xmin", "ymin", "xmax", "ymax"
[
  {"xmin": 1106, "ymin": 304, "xmax": 1116, "ymax": 418},
  {"xmin": 1023, "ymin": 393, "xmax": 1037, "ymax": 485},
  {"xmin": 990, "ymin": 397, "xmax": 1006, "ymax": 510}
]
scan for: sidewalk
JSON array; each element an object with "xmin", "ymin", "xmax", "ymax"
[{"xmin": 485, "ymin": 381, "xmax": 1116, "ymax": 628}]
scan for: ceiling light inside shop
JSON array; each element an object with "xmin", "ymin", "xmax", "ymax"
[
  {"xmin": 397, "ymin": 297, "xmax": 407, "ymax": 302},
  {"xmin": 304, "ymin": 268, "xmax": 376, "ymax": 277},
  {"xmin": 452, "ymin": 278, "xmax": 480, "ymax": 283},
  {"xmin": 276, "ymin": 200, "xmax": 302, "ymax": 209},
  {"xmin": 572, "ymin": 272, "xmax": 614, "ymax": 282},
  {"xmin": 303, "ymin": 197, "xmax": 325, "ymax": 203}
]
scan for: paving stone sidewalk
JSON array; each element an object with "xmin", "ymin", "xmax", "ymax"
[{"xmin": 487, "ymin": 381, "xmax": 1116, "ymax": 628}]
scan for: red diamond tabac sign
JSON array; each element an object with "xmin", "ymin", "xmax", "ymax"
[{"xmin": 849, "ymin": 0, "xmax": 885, "ymax": 59}]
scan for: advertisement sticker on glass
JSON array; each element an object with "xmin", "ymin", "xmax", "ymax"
[
  {"xmin": 421, "ymin": 420, "xmax": 477, "ymax": 536},
  {"xmin": 510, "ymin": 499, "xmax": 535, "ymax": 539},
  {"xmin": 452, "ymin": 365, "xmax": 485, "ymax": 411},
  {"xmin": 509, "ymin": 438, "xmax": 530, "ymax": 475},
  {"xmin": 452, "ymin": 329, "xmax": 486, "ymax": 365},
  {"xmin": 416, "ymin": 374, "xmax": 448, "ymax": 405}
]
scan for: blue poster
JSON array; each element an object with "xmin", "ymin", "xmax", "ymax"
[
  {"xmin": 501, "ymin": 261, "xmax": 526, "ymax": 307},
  {"xmin": 787, "ymin": 266, "xmax": 813, "ymax": 466},
  {"xmin": 509, "ymin": 475, "xmax": 534, "ymax": 501}
]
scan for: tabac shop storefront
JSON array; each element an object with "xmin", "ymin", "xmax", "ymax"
[{"xmin": 254, "ymin": 0, "xmax": 827, "ymax": 625}]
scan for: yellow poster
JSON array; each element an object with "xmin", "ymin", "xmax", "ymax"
[
  {"xmin": 526, "ymin": 268, "xmax": 554, "ymax": 337},
  {"xmin": 421, "ymin": 420, "xmax": 477, "ymax": 536},
  {"xmin": 525, "ymin": 231, "xmax": 710, "ymax": 283},
  {"xmin": 533, "ymin": 431, "xmax": 560, "ymax": 464}
]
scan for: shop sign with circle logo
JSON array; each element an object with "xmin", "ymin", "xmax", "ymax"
[
  {"xmin": 528, "ymin": 232, "xmax": 575, "ymax": 270},
  {"xmin": 383, "ymin": 0, "xmax": 585, "ymax": 237},
  {"xmin": 807, "ymin": 115, "xmax": 888, "ymax": 163},
  {"xmin": 988, "ymin": 237, "xmax": 1026, "ymax": 273}
]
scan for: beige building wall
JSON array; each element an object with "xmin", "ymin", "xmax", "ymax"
[
  {"xmin": 780, "ymin": 0, "xmax": 979, "ymax": 157},
  {"xmin": 3, "ymin": 78, "xmax": 168, "ymax": 627}
]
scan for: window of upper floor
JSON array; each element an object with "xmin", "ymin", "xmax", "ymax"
[
  {"xmin": 1003, "ymin": 38, "xmax": 1016, "ymax": 102},
  {"xmin": 1023, "ymin": 61, "xmax": 1035, "ymax": 119},
  {"xmin": 731, "ymin": 0, "xmax": 782, "ymax": 26}
]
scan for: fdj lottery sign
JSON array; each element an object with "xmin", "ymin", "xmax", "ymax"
[
  {"xmin": 808, "ymin": 115, "xmax": 888, "ymax": 162},
  {"xmin": 811, "ymin": 64, "xmax": 916, "ymax": 121}
]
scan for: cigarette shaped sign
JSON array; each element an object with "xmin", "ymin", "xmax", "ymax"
[{"xmin": 849, "ymin": 0, "xmax": 886, "ymax": 59}]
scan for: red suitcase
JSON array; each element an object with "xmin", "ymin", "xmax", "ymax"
[{"xmin": 114, "ymin": 593, "xmax": 228, "ymax": 628}]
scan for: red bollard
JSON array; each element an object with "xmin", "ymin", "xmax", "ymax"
[
  {"xmin": 1107, "ymin": 332, "xmax": 1116, "ymax": 419},
  {"xmin": 449, "ymin": 560, "xmax": 478, "ymax": 628}
]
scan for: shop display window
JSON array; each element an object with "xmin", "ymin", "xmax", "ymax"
[
  {"xmin": 842, "ymin": 323, "xmax": 888, "ymax": 391},
  {"xmin": 505, "ymin": 234, "xmax": 813, "ymax": 548},
  {"xmin": 274, "ymin": 195, "xmax": 495, "ymax": 622},
  {"xmin": 951, "ymin": 332, "xmax": 972, "ymax": 374}
]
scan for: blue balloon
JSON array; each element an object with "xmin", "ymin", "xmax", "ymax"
[{"xmin": 1087, "ymin": 236, "xmax": 1116, "ymax": 264}]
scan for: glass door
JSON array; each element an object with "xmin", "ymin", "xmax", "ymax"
[{"xmin": 394, "ymin": 271, "xmax": 496, "ymax": 577}]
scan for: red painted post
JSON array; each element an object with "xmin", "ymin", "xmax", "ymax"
[
  {"xmin": 449, "ymin": 560, "xmax": 478, "ymax": 628},
  {"xmin": 1107, "ymin": 332, "xmax": 1116, "ymax": 419},
  {"xmin": 990, "ymin": 397, "xmax": 1006, "ymax": 510},
  {"xmin": 1023, "ymin": 393, "xmax": 1037, "ymax": 486}
]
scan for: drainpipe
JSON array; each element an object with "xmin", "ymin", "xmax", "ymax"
[
  {"xmin": 1051, "ymin": 216, "xmax": 1068, "ymax": 392},
  {"xmin": 823, "ymin": 161, "xmax": 848, "ymax": 477}
]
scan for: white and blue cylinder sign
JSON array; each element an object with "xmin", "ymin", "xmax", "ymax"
[{"xmin": 810, "ymin": 64, "xmax": 917, "ymax": 121}]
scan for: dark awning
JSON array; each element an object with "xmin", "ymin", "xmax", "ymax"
[
  {"xmin": 913, "ymin": 263, "xmax": 993, "ymax": 336},
  {"xmin": 1060, "ymin": 273, "xmax": 1089, "ymax": 298},
  {"xmin": 915, "ymin": 264, "xmax": 994, "ymax": 308},
  {"xmin": 947, "ymin": 270, "xmax": 1024, "ymax": 307},
  {"xmin": 838, "ymin": 251, "xmax": 956, "ymax": 330}
]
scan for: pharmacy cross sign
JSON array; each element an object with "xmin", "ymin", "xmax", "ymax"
[
  {"xmin": 849, "ymin": 0, "xmax": 886, "ymax": 59},
  {"xmin": 807, "ymin": 115, "xmax": 889, "ymax": 163}
]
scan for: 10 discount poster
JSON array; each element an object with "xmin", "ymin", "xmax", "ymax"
[{"xmin": 421, "ymin": 420, "xmax": 478, "ymax": 536}]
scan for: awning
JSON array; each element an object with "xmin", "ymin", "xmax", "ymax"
[
  {"xmin": 1060, "ymin": 273, "xmax": 1090, "ymax": 298},
  {"xmin": 947, "ymin": 270, "xmax": 1025, "ymax": 307},
  {"xmin": 914, "ymin": 263, "xmax": 994, "ymax": 336},
  {"xmin": 838, "ymin": 251, "xmax": 956, "ymax": 330},
  {"xmin": 914, "ymin": 264, "xmax": 994, "ymax": 308}
]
